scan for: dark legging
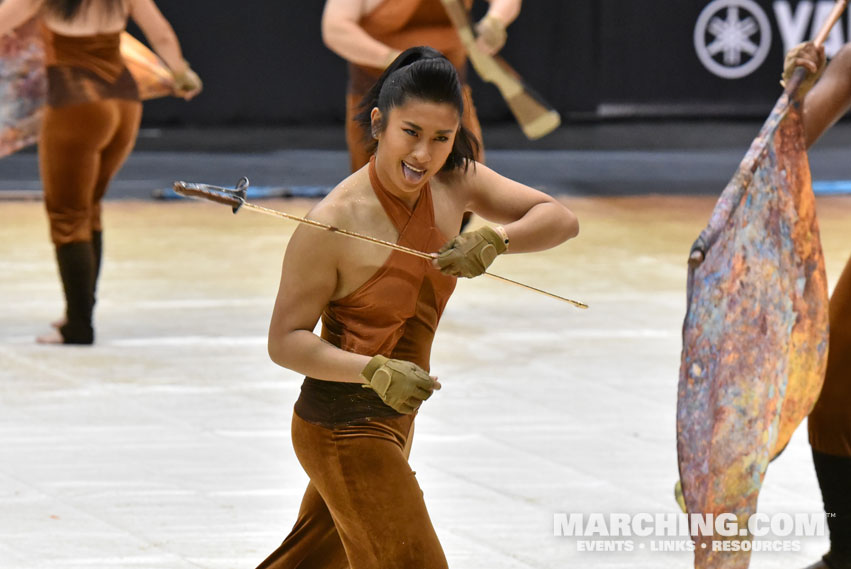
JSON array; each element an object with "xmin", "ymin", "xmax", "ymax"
[
  {"xmin": 255, "ymin": 412, "xmax": 448, "ymax": 569},
  {"xmin": 808, "ymin": 254, "xmax": 851, "ymax": 566},
  {"xmin": 809, "ymin": 254, "xmax": 851, "ymax": 457},
  {"xmin": 38, "ymin": 98, "xmax": 142, "ymax": 343}
]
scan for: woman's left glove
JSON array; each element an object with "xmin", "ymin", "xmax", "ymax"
[
  {"xmin": 781, "ymin": 41, "xmax": 826, "ymax": 99},
  {"xmin": 436, "ymin": 226, "xmax": 508, "ymax": 278},
  {"xmin": 173, "ymin": 62, "xmax": 203, "ymax": 100},
  {"xmin": 360, "ymin": 355, "xmax": 436, "ymax": 414}
]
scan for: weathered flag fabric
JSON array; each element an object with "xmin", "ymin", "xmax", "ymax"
[
  {"xmin": 677, "ymin": 89, "xmax": 829, "ymax": 568},
  {"xmin": 119, "ymin": 33, "xmax": 176, "ymax": 100},
  {"xmin": 0, "ymin": 18, "xmax": 46, "ymax": 159}
]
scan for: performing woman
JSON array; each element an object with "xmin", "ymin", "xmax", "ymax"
[
  {"xmin": 0, "ymin": 0, "xmax": 202, "ymax": 344},
  {"xmin": 782, "ymin": 41, "xmax": 851, "ymax": 569},
  {"xmin": 321, "ymin": 0, "xmax": 522, "ymax": 172},
  {"xmin": 256, "ymin": 46, "xmax": 578, "ymax": 568}
]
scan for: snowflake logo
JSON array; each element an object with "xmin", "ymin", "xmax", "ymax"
[{"xmin": 694, "ymin": 0, "xmax": 772, "ymax": 79}]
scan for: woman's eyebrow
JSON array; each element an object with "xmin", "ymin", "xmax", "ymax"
[{"xmin": 402, "ymin": 120, "xmax": 454, "ymax": 135}]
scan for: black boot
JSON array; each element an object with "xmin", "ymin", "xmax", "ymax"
[
  {"xmin": 92, "ymin": 230, "xmax": 103, "ymax": 305},
  {"xmin": 55, "ymin": 241, "xmax": 95, "ymax": 345},
  {"xmin": 813, "ymin": 449, "xmax": 851, "ymax": 569}
]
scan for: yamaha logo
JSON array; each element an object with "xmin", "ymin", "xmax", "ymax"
[{"xmin": 694, "ymin": 0, "xmax": 773, "ymax": 79}]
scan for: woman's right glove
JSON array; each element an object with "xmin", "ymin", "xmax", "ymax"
[
  {"xmin": 173, "ymin": 61, "xmax": 203, "ymax": 100},
  {"xmin": 474, "ymin": 14, "xmax": 508, "ymax": 55},
  {"xmin": 436, "ymin": 226, "xmax": 508, "ymax": 278},
  {"xmin": 781, "ymin": 41, "xmax": 826, "ymax": 99},
  {"xmin": 360, "ymin": 355, "xmax": 436, "ymax": 414}
]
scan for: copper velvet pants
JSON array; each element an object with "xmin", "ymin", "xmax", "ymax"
[
  {"xmin": 256, "ymin": 412, "xmax": 447, "ymax": 569},
  {"xmin": 38, "ymin": 98, "xmax": 141, "ymax": 342},
  {"xmin": 39, "ymin": 98, "xmax": 142, "ymax": 246}
]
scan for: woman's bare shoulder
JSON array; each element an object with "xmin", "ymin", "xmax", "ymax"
[
  {"xmin": 435, "ymin": 159, "xmax": 489, "ymax": 186},
  {"xmin": 308, "ymin": 168, "xmax": 379, "ymax": 230},
  {"xmin": 431, "ymin": 161, "xmax": 483, "ymax": 202}
]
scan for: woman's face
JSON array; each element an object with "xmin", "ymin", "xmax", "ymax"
[{"xmin": 372, "ymin": 98, "xmax": 460, "ymax": 203}]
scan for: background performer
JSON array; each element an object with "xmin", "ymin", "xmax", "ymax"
[
  {"xmin": 321, "ymin": 0, "xmax": 522, "ymax": 172},
  {"xmin": 0, "ymin": 0, "xmax": 202, "ymax": 344},
  {"xmin": 783, "ymin": 40, "xmax": 851, "ymax": 569}
]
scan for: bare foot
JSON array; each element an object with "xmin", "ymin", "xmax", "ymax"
[
  {"xmin": 36, "ymin": 329, "xmax": 64, "ymax": 344},
  {"xmin": 51, "ymin": 317, "xmax": 66, "ymax": 329}
]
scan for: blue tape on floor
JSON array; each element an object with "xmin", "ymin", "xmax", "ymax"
[{"xmin": 813, "ymin": 181, "xmax": 851, "ymax": 195}]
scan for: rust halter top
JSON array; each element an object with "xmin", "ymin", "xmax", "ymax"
[
  {"xmin": 294, "ymin": 157, "xmax": 457, "ymax": 427},
  {"xmin": 348, "ymin": 0, "xmax": 472, "ymax": 94}
]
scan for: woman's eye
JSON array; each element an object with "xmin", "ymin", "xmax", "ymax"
[
  {"xmin": 404, "ymin": 129, "xmax": 417, "ymax": 136},
  {"xmin": 435, "ymin": 136, "xmax": 449, "ymax": 142}
]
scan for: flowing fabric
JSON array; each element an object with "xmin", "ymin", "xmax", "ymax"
[
  {"xmin": 677, "ymin": 80, "xmax": 829, "ymax": 568},
  {"xmin": 0, "ymin": 18, "xmax": 46, "ymax": 157},
  {"xmin": 120, "ymin": 32, "xmax": 174, "ymax": 99},
  {"xmin": 0, "ymin": 18, "xmax": 173, "ymax": 159}
]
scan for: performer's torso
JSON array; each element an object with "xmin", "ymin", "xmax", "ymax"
[
  {"xmin": 294, "ymin": 158, "xmax": 457, "ymax": 427},
  {"xmin": 41, "ymin": 26, "xmax": 138, "ymax": 107},
  {"xmin": 361, "ymin": 0, "xmax": 467, "ymax": 31},
  {"xmin": 349, "ymin": 0, "xmax": 472, "ymax": 93}
]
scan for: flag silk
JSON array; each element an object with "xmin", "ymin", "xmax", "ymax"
[
  {"xmin": 120, "ymin": 32, "xmax": 175, "ymax": 100},
  {"xmin": 677, "ymin": 90, "xmax": 829, "ymax": 568},
  {"xmin": 0, "ymin": 19, "xmax": 174, "ymax": 159},
  {"xmin": 0, "ymin": 18, "xmax": 46, "ymax": 158}
]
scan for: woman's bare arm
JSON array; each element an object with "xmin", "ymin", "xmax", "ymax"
[
  {"xmin": 321, "ymin": 0, "xmax": 399, "ymax": 69},
  {"xmin": 463, "ymin": 164, "xmax": 579, "ymax": 253},
  {"xmin": 127, "ymin": 0, "xmax": 186, "ymax": 74},
  {"xmin": 128, "ymin": 0, "xmax": 202, "ymax": 98},
  {"xmin": 803, "ymin": 44, "xmax": 851, "ymax": 148},
  {"xmin": 0, "ymin": 0, "xmax": 40, "ymax": 38},
  {"xmin": 267, "ymin": 220, "xmax": 371, "ymax": 383}
]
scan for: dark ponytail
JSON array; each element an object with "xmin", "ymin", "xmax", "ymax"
[
  {"xmin": 355, "ymin": 46, "xmax": 479, "ymax": 172},
  {"xmin": 42, "ymin": 0, "xmax": 126, "ymax": 22}
]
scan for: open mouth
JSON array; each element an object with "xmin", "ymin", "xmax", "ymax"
[{"xmin": 401, "ymin": 161, "xmax": 426, "ymax": 184}]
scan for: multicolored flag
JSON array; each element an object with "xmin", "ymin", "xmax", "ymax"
[
  {"xmin": 0, "ymin": 18, "xmax": 46, "ymax": 158},
  {"xmin": 676, "ymin": 56, "xmax": 830, "ymax": 569}
]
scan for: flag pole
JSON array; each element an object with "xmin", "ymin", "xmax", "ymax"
[{"xmin": 813, "ymin": 0, "xmax": 848, "ymax": 46}]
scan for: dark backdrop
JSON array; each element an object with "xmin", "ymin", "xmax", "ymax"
[{"xmin": 137, "ymin": 0, "xmax": 846, "ymax": 126}]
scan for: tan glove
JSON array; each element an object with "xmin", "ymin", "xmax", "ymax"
[
  {"xmin": 173, "ymin": 62, "xmax": 203, "ymax": 99},
  {"xmin": 382, "ymin": 48, "xmax": 402, "ymax": 69},
  {"xmin": 436, "ymin": 226, "xmax": 508, "ymax": 278},
  {"xmin": 360, "ymin": 355, "xmax": 436, "ymax": 414},
  {"xmin": 781, "ymin": 41, "xmax": 826, "ymax": 99},
  {"xmin": 474, "ymin": 14, "xmax": 507, "ymax": 55}
]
